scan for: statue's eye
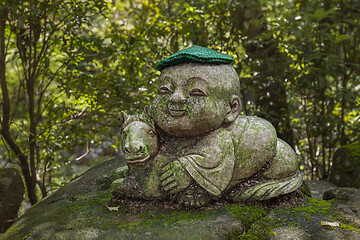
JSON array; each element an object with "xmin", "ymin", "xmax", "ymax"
[
  {"xmin": 190, "ymin": 88, "xmax": 206, "ymax": 96},
  {"xmin": 159, "ymin": 86, "xmax": 171, "ymax": 95}
]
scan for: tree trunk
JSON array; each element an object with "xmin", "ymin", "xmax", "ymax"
[{"xmin": 0, "ymin": 7, "xmax": 38, "ymax": 205}]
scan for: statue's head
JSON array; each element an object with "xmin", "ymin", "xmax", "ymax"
[
  {"xmin": 151, "ymin": 46, "xmax": 241, "ymax": 137},
  {"xmin": 120, "ymin": 107, "xmax": 158, "ymax": 165}
]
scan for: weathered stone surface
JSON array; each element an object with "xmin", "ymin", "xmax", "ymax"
[
  {"xmin": 113, "ymin": 109, "xmax": 302, "ymax": 206},
  {"xmin": 241, "ymin": 189, "xmax": 360, "ymax": 240},
  {"xmin": 323, "ymin": 187, "xmax": 360, "ymax": 227},
  {"xmin": 2, "ymin": 165, "xmax": 360, "ymax": 240},
  {"xmin": 304, "ymin": 180, "xmax": 335, "ymax": 199},
  {"xmin": 232, "ymin": 171, "xmax": 302, "ymax": 202},
  {"xmin": 0, "ymin": 168, "xmax": 25, "ymax": 233},
  {"xmin": 2, "ymin": 158, "xmax": 262, "ymax": 240},
  {"xmin": 112, "ymin": 47, "xmax": 303, "ymax": 207},
  {"xmin": 328, "ymin": 142, "xmax": 360, "ymax": 188}
]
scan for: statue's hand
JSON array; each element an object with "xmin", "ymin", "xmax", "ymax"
[{"xmin": 160, "ymin": 161, "xmax": 192, "ymax": 194}]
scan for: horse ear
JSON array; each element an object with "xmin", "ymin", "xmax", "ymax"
[
  {"xmin": 144, "ymin": 105, "xmax": 151, "ymax": 117},
  {"xmin": 119, "ymin": 111, "xmax": 128, "ymax": 127}
]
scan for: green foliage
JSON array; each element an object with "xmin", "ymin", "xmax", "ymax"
[
  {"xmin": 273, "ymin": 0, "xmax": 360, "ymax": 179},
  {"xmin": 0, "ymin": 0, "xmax": 109, "ymax": 204},
  {"xmin": 342, "ymin": 141, "xmax": 360, "ymax": 159}
]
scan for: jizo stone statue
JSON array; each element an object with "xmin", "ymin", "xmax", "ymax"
[{"xmin": 111, "ymin": 46, "xmax": 303, "ymax": 208}]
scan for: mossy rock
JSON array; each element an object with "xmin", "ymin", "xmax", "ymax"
[
  {"xmin": 0, "ymin": 168, "xmax": 24, "ymax": 233},
  {"xmin": 2, "ymin": 157, "xmax": 266, "ymax": 240},
  {"xmin": 328, "ymin": 142, "xmax": 360, "ymax": 188},
  {"xmin": 3, "ymin": 158, "xmax": 360, "ymax": 240},
  {"xmin": 240, "ymin": 197, "xmax": 360, "ymax": 239}
]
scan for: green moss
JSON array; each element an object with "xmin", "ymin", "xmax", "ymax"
[
  {"xmin": 224, "ymin": 205, "xmax": 267, "ymax": 229},
  {"xmin": 239, "ymin": 217, "xmax": 275, "ymax": 240},
  {"xmin": 340, "ymin": 223, "xmax": 360, "ymax": 233},
  {"xmin": 238, "ymin": 210, "xmax": 300, "ymax": 239},
  {"xmin": 291, "ymin": 198, "xmax": 332, "ymax": 215},
  {"xmin": 117, "ymin": 208, "xmax": 216, "ymax": 230},
  {"xmin": 238, "ymin": 198, "xmax": 335, "ymax": 239},
  {"xmin": 1, "ymin": 221, "xmax": 25, "ymax": 239},
  {"xmin": 226, "ymin": 228, "xmax": 244, "ymax": 240},
  {"xmin": 22, "ymin": 233, "xmax": 32, "ymax": 239},
  {"xmin": 224, "ymin": 205, "xmax": 268, "ymax": 240},
  {"xmin": 39, "ymin": 190, "xmax": 117, "ymax": 232}
]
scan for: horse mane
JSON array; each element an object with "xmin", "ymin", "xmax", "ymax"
[{"xmin": 121, "ymin": 113, "xmax": 156, "ymax": 133}]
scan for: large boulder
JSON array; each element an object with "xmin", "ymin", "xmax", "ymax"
[
  {"xmin": 1, "ymin": 157, "xmax": 263, "ymax": 240},
  {"xmin": 328, "ymin": 142, "xmax": 360, "ymax": 188},
  {"xmin": 241, "ymin": 188, "xmax": 360, "ymax": 239},
  {"xmin": 323, "ymin": 187, "xmax": 360, "ymax": 227},
  {"xmin": 0, "ymin": 168, "xmax": 25, "ymax": 233},
  {"xmin": 2, "ymin": 158, "xmax": 360, "ymax": 240},
  {"xmin": 304, "ymin": 180, "xmax": 335, "ymax": 199}
]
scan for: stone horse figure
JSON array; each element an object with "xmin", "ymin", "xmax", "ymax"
[{"xmin": 111, "ymin": 107, "xmax": 169, "ymax": 200}]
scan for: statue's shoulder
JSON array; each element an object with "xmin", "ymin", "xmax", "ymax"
[
  {"xmin": 228, "ymin": 115, "xmax": 277, "ymax": 141},
  {"xmin": 245, "ymin": 116, "xmax": 276, "ymax": 131}
]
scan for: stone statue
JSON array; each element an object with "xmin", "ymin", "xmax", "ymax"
[{"xmin": 111, "ymin": 45, "xmax": 303, "ymax": 208}]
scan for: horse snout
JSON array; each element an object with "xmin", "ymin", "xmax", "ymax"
[{"xmin": 124, "ymin": 143, "xmax": 145, "ymax": 154}]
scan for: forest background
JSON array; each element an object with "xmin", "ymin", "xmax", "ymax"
[{"xmin": 0, "ymin": 0, "xmax": 359, "ymax": 207}]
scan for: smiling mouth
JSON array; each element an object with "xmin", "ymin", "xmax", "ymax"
[{"xmin": 169, "ymin": 109, "xmax": 186, "ymax": 117}]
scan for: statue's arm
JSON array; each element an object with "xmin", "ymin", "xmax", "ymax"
[
  {"xmin": 160, "ymin": 160, "xmax": 193, "ymax": 194},
  {"xmin": 161, "ymin": 129, "xmax": 235, "ymax": 196}
]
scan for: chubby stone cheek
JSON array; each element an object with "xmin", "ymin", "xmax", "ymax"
[
  {"xmin": 150, "ymin": 98, "xmax": 168, "ymax": 120},
  {"xmin": 188, "ymin": 99, "xmax": 225, "ymax": 128}
]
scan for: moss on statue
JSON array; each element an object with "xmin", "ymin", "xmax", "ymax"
[{"xmin": 111, "ymin": 46, "xmax": 303, "ymax": 207}]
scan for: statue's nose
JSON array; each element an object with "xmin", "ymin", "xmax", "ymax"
[{"xmin": 170, "ymin": 91, "xmax": 187, "ymax": 105}]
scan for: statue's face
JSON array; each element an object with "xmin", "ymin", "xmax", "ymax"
[{"xmin": 151, "ymin": 63, "xmax": 232, "ymax": 137}]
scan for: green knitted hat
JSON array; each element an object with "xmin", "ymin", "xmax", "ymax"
[{"xmin": 156, "ymin": 45, "xmax": 234, "ymax": 71}]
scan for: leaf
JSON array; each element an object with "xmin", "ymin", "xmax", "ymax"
[
  {"xmin": 321, "ymin": 221, "xmax": 340, "ymax": 227},
  {"xmin": 312, "ymin": 8, "xmax": 338, "ymax": 21},
  {"xmin": 106, "ymin": 205, "xmax": 120, "ymax": 212},
  {"xmin": 335, "ymin": 34, "xmax": 350, "ymax": 44}
]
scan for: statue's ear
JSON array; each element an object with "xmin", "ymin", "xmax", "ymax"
[
  {"xmin": 144, "ymin": 105, "xmax": 151, "ymax": 117},
  {"xmin": 224, "ymin": 95, "xmax": 241, "ymax": 125},
  {"xmin": 119, "ymin": 111, "xmax": 128, "ymax": 127}
]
